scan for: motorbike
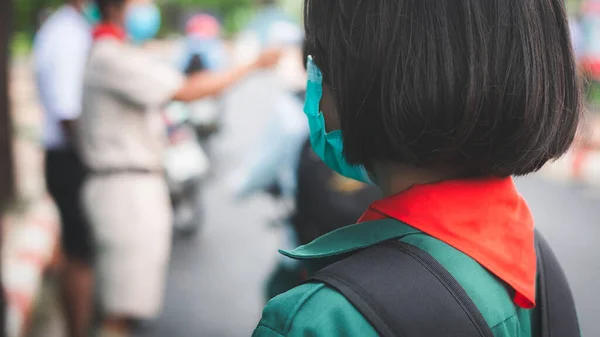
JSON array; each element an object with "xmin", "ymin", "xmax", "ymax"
[
  {"xmin": 164, "ymin": 14, "xmax": 227, "ymax": 237},
  {"xmin": 164, "ymin": 103, "xmax": 210, "ymax": 237}
]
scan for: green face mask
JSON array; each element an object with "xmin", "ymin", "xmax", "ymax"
[
  {"xmin": 303, "ymin": 56, "xmax": 374, "ymax": 185},
  {"xmin": 83, "ymin": 2, "xmax": 101, "ymax": 25}
]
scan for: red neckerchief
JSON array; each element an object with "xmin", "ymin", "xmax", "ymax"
[
  {"xmin": 359, "ymin": 177, "xmax": 536, "ymax": 309},
  {"xmin": 92, "ymin": 23, "xmax": 126, "ymax": 41}
]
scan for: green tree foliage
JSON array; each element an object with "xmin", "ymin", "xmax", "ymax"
[
  {"xmin": 14, "ymin": 0, "xmax": 63, "ymax": 36},
  {"xmin": 171, "ymin": 0, "xmax": 251, "ymax": 11}
]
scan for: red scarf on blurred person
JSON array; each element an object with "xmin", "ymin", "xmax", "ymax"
[{"xmin": 92, "ymin": 22, "xmax": 126, "ymax": 41}]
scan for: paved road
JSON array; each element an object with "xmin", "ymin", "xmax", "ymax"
[
  {"xmin": 516, "ymin": 178, "xmax": 599, "ymax": 337},
  {"xmin": 136, "ymin": 74, "xmax": 599, "ymax": 337},
  {"xmin": 135, "ymin": 73, "xmax": 286, "ymax": 337}
]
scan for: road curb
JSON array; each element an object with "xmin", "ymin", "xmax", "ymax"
[
  {"xmin": 2, "ymin": 199, "xmax": 59, "ymax": 337},
  {"xmin": 4, "ymin": 60, "xmax": 60, "ymax": 337}
]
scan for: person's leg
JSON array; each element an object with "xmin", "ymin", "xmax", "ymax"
[
  {"xmin": 45, "ymin": 150, "xmax": 94, "ymax": 337},
  {"xmin": 91, "ymin": 175, "xmax": 172, "ymax": 337},
  {"xmin": 58, "ymin": 257, "xmax": 94, "ymax": 337}
]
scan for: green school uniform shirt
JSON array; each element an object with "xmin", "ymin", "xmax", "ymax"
[{"xmin": 253, "ymin": 219, "xmax": 538, "ymax": 337}]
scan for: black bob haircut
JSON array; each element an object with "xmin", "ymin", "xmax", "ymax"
[
  {"xmin": 94, "ymin": 0, "xmax": 126, "ymax": 20},
  {"xmin": 304, "ymin": 0, "xmax": 583, "ymax": 177}
]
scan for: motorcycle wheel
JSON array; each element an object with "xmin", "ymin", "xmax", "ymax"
[{"xmin": 173, "ymin": 180, "xmax": 203, "ymax": 238}]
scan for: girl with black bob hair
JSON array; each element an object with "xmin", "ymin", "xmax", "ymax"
[{"xmin": 253, "ymin": 0, "xmax": 582, "ymax": 336}]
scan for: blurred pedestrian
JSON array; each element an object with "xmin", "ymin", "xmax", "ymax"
[
  {"xmin": 178, "ymin": 14, "xmax": 228, "ymax": 140},
  {"xmin": 78, "ymin": 0, "xmax": 281, "ymax": 336},
  {"xmin": 33, "ymin": 1, "xmax": 96, "ymax": 336},
  {"xmin": 228, "ymin": 44, "xmax": 380, "ymax": 300},
  {"xmin": 570, "ymin": 14, "xmax": 584, "ymax": 60},
  {"xmin": 254, "ymin": 0, "xmax": 582, "ymax": 336}
]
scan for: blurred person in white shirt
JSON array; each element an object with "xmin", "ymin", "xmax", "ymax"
[
  {"xmin": 33, "ymin": 2, "xmax": 97, "ymax": 336},
  {"xmin": 78, "ymin": 0, "xmax": 281, "ymax": 335}
]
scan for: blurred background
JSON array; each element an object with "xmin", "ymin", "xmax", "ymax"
[{"xmin": 0, "ymin": 0, "xmax": 599, "ymax": 336}]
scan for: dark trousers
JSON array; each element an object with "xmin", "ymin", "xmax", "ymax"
[{"xmin": 45, "ymin": 149, "xmax": 93, "ymax": 262}]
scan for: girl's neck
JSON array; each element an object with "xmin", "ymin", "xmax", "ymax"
[{"xmin": 374, "ymin": 163, "xmax": 462, "ymax": 197}]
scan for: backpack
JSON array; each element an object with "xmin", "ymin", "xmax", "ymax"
[
  {"xmin": 311, "ymin": 229, "xmax": 580, "ymax": 337},
  {"xmin": 290, "ymin": 139, "xmax": 380, "ymax": 245}
]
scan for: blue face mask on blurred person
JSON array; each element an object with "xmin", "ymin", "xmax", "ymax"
[
  {"xmin": 125, "ymin": 3, "xmax": 161, "ymax": 44},
  {"xmin": 82, "ymin": 2, "xmax": 101, "ymax": 25},
  {"xmin": 304, "ymin": 56, "xmax": 373, "ymax": 184}
]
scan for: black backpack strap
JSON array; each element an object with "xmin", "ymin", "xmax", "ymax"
[
  {"xmin": 535, "ymin": 230, "xmax": 580, "ymax": 337},
  {"xmin": 311, "ymin": 240, "xmax": 494, "ymax": 337}
]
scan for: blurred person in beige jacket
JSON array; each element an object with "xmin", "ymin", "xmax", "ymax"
[{"xmin": 78, "ymin": 0, "xmax": 281, "ymax": 336}]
